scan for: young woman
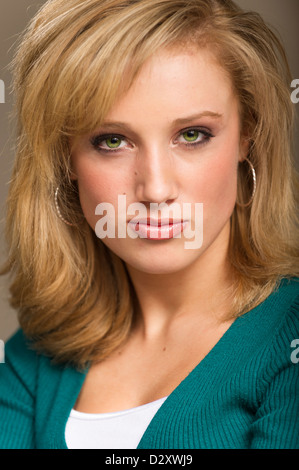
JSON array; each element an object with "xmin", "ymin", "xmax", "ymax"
[{"xmin": 0, "ymin": 0, "xmax": 298, "ymax": 449}]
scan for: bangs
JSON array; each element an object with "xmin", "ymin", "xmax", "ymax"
[{"xmin": 20, "ymin": 0, "xmax": 215, "ymax": 140}]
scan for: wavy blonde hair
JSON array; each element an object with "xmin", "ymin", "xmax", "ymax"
[{"xmin": 2, "ymin": 0, "xmax": 298, "ymax": 369}]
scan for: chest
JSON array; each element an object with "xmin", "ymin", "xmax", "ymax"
[{"xmin": 74, "ymin": 319, "xmax": 233, "ymax": 413}]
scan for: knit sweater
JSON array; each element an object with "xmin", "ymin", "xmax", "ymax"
[{"xmin": 0, "ymin": 278, "xmax": 298, "ymax": 449}]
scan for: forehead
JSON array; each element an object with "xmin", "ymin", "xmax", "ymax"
[{"xmin": 104, "ymin": 47, "xmax": 237, "ymax": 124}]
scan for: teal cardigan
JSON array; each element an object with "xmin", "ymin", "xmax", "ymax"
[{"xmin": 0, "ymin": 278, "xmax": 298, "ymax": 449}]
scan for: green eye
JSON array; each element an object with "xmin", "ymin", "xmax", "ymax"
[
  {"xmin": 182, "ymin": 130, "xmax": 200, "ymax": 142},
  {"xmin": 106, "ymin": 136, "xmax": 122, "ymax": 148}
]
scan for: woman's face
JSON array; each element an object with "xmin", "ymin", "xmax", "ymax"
[{"xmin": 71, "ymin": 47, "xmax": 248, "ymax": 274}]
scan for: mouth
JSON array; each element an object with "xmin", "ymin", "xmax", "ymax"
[{"xmin": 127, "ymin": 218, "xmax": 188, "ymax": 240}]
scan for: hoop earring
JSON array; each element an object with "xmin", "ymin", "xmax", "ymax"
[
  {"xmin": 54, "ymin": 186, "xmax": 76, "ymax": 226},
  {"xmin": 236, "ymin": 157, "xmax": 256, "ymax": 208}
]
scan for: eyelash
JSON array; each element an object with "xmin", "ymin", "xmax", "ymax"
[{"xmin": 90, "ymin": 127, "xmax": 214, "ymax": 154}]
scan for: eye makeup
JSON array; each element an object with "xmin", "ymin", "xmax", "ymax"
[
  {"xmin": 174, "ymin": 126, "xmax": 215, "ymax": 149},
  {"xmin": 89, "ymin": 125, "xmax": 215, "ymax": 154}
]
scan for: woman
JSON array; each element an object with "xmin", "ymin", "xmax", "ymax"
[{"xmin": 0, "ymin": 0, "xmax": 298, "ymax": 449}]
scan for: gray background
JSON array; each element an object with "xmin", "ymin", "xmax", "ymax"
[{"xmin": 1, "ymin": 0, "xmax": 299, "ymax": 342}]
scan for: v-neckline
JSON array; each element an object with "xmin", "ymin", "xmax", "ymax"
[
  {"xmin": 137, "ymin": 309, "xmax": 245, "ymax": 448},
  {"xmin": 55, "ymin": 279, "xmax": 290, "ymax": 449},
  {"xmin": 60, "ymin": 308, "xmax": 245, "ymax": 449}
]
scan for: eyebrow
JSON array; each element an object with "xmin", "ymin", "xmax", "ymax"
[
  {"xmin": 98, "ymin": 111, "xmax": 223, "ymax": 132},
  {"xmin": 172, "ymin": 111, "xmax": 223, "ymax": 126}
]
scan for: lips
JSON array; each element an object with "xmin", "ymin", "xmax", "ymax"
[
  {"xmin": 132, "ymin": 217, "xmax": 183, "ymax": 226},
  {"xmin": 128, "ymin": 218, "xmax": 188, "ymax": 240}
]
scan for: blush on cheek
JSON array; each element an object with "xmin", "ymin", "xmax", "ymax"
[{"xmin": 204, "ymin": 155, "xmax": 238, "ymax": 211}]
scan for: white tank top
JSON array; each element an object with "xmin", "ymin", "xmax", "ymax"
[{"xmin": 65, "ymin": 396, "xmax": 168, "ymax": 449}]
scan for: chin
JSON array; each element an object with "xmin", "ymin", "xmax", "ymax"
[{"xmin": 123, "ymin": 250, "xmax": 199, "ymax": 275}]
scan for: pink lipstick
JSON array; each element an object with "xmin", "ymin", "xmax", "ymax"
[{"xmin": 128, "ymin": 218, "xmax": 188, "ymax": 240}]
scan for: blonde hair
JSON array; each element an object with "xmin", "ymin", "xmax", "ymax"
[{"xmin": 2, "ymin": 0, "xmax": 298, "ymax": 369}]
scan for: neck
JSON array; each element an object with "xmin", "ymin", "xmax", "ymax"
[{"xmin": 125, "ymin": 223, "xmax": 234, "ymax": 339}]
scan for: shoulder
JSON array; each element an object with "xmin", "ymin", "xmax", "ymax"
[
  {"xmin": 245, "ymin": 279, "xmax": 299, "ymax": 449},
  {"xmin": 231, "ymin": 277, "xmax": 299, "ymax": 376},
  {"xmin": 0, "ymin": 329, "xmax": 40, "ymax": 448},
  {"xmin": 263, "ymin": 277, "xmax": 299, "ymax": 335},
  {"xmin": 266, "ymin": 276, "xmax": 299, "ymax": 309},
  {"xmin": 273, "ymin": 276, "xmax": 299, "ymax": 301},
  {"xmin": 269, "ymin": 277, "xmax": 299, "ymax": 359},
  {"xmin": 1, "ymin": 328, "xmax": 83, "ymax": 393},
  {"xmin": 0, "ymin": 329, "xmax": 39, "ymax": 399},
  {"xmin": 243, "ymin": 277, "xmax": 299, "ymax": 336},
  {"xmin": 251, "ymin": 277, "xmax": 299, "ymax": 380},
  {"xmin": 0, "ymin": 329, "xmax": 85, "ymax": 449}
]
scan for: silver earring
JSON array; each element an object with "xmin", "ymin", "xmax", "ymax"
[
  {"xmin": 54, "ymin": 186, "xmax": 75, "ymax": 226},
  {"xmin": 236, "ymin": 157, "xmax": 256, "ymax": 208}
]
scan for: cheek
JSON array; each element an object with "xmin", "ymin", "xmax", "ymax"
[
  {"xmin": 208, "ymin": 157, "xmax": 238, "ymax": 200},
  {"xmin": 75, "ymin": 164, "xmax": 115, "ymax": 226},
  {"xmin": 190, "ymin": 151, "xmax": 239, "ymax": 217},
  {"xmin": 74, "ymin": 158, "xmax": 134, "ymax": 233}
]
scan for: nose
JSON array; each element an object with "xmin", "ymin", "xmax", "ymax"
[{"xmin": 134, "ymin": 144, "xmax": 179, "ymax": 205}]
